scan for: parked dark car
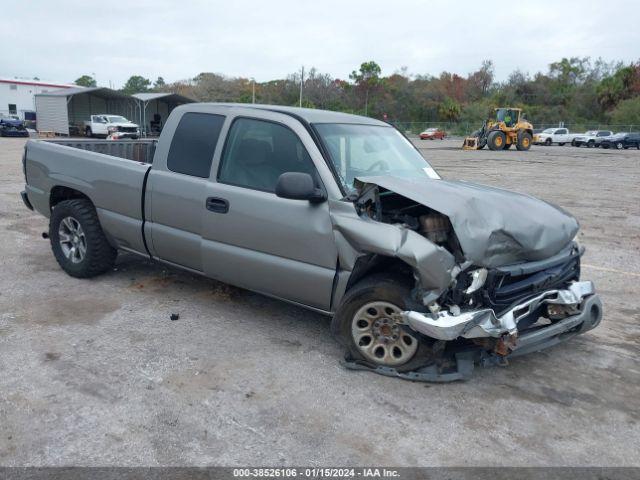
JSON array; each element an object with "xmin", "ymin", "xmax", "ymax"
[
  {"xmin": 0, "ymin": 114, "xmax": 29, "ymax": 138},
  {"xmin": 600, "ymin": 132, "xmax": 640, "ymax": 150}
]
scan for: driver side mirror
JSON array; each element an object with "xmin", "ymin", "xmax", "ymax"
[{"xmin": 275, "ymin": 172, "xmax": 326, "ymax": 203}]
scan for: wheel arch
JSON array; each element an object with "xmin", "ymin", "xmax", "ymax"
[
  {"xmin": 50, "ymin": 185, "xmax": 93, "ymax": 211},
  {"xmin": 332, "ymin": 253, "xmax": 418, "ymax": 312}
]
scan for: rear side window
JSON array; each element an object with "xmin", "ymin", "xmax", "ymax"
[{"xmin": 167, "ymin": 113, "xmax": 225, "ymax": 178}]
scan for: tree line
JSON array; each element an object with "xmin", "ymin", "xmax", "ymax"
[{"xmin": 74, "ymin": 57, "xmax": 640, "ymax": 128}]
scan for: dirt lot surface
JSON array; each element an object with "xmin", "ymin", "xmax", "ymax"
[{"xmin": 1, "ymin": 137, "xmax": 638, "ymax": 466}]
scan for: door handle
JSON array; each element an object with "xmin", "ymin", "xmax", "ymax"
[{"xmin": 206, "ymin": 197, "xmax": 229, "ymax": 214}]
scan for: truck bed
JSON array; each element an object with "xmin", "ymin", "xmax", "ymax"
[
  {"xmin": 42, "ymin": 138, "xmax": 157, "ymax": 163},
  {"xmin": 23, "ymin": 139, "xmax": 154, "ymax": 255}
]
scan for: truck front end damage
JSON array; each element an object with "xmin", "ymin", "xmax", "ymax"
[{"xmin": 332, "ymin": 176, "xmax": 603, "ymax": 381}]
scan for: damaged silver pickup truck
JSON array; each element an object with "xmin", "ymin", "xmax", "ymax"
[{"xmin": 21, "ymin": 104, "xmax": 602, "ymax": 381}]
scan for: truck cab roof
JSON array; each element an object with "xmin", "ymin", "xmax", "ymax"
[{"xmin": 176, "ymin": 103, "xmax": 389, "ymax": 126}]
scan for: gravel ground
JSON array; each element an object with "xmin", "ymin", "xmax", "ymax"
[{"xmin": 0, "ymin": 136, "xmax": 638, "ymax": 466}]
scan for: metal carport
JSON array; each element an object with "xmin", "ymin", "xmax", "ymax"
[
  {"xmin": 35, "ymin": 87, "xmax": 137, "ymax": 136},
  {"xmin": 132, "ymin": 92, "xmax": 195, "ymax": 136}
]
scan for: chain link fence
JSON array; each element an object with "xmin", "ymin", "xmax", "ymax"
[{"xmin": 391, "ymin": 121, "xmax": 640, "ymax": 137}]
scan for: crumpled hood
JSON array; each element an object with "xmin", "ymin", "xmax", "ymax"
[{"xmin": 356, "ymin": 175, "xmax": 579, "ymax": 268}]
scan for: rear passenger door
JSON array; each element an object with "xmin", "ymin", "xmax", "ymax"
[
  {"xmin": 146, "ymin": 111, "xmax": 226, "ymax": 271},
  {"xmin": 201, "ymin": 112, "xmax": 338, "ymax": 310}
]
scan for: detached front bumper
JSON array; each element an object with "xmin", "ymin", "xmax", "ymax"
[{"xmin": 400, "ymin": 281, "xmax": 600, "ymax": 341}]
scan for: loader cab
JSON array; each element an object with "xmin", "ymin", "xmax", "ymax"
[{"xmin": 495, "ymin": 108, "xmax": 521, "ymax": 127}]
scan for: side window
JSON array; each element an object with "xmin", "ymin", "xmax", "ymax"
[
  {"xmin": 167, "ymin": 113, "xmax": 225, "ymax": 178},
  {"xmin": 218, "ymin": 118, "xmax": 315, "ymax": 192},
  {"xmin": 558, "ymin": 129, "xmax": 567, "ymax": 134}
]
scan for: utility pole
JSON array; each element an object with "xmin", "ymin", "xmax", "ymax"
[
  {"xmin": 252, "ymin": 78, "xmax": 256, "ymax": 104},
  {"xmin": 299, "ymin": 66, "xmax": 304, "ymax": 108}
]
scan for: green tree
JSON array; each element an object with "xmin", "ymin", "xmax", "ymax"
[
  {"xmin": 609, "ymin": 96, "xmax": 640, "ymax": 126},
  {"xmin": 121, "ymin": 75, "xmax": 151, "ymax": 94},
  {"xmin": 438, "ymin": 97, "xmax": 461, "ymax": 122},
  {"xmin": 349, "ymin": 61, "xmax": 382, "ymax": 115},
  {"xmin": 74, "ymin": 75, "xmax": 96, "ymax": 87},
  {"xmin": 153, "ymin": 76, "xmax": 166, "ymax": 89}
]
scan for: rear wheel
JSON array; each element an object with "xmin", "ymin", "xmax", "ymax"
[
  {"xmin": 332, "ymin": 275, "xmax": 433, "ymax": 372},
  {"xmin": 516, "ymin": 131, "xmax": 533, "ymax": 151},
  {"xmin": 487, "ymin": 131, "xmax": 506, "ymax": 151},
  {"xmin": 49, "ymin": 199, "xmax": 117, "ymax": 278}
]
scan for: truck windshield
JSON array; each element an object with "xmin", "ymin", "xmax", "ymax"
[
  {"xmin": 314, "ymin": 123, "xmax": 440, "ymax": 193},
  {"xmin": 107, "ymin": 116, "xmax": 129, "ymax": 123}
]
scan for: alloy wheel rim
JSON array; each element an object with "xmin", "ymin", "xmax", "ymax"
[
  {"xmin": 351, "ymin": 301, "xmax": 418, "ymax": 366},
  {"xmin": 58, "ymin": 216, "xmax": 87, "ymax": 264}
]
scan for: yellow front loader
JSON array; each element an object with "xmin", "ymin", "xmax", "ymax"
[{"xmin": 463, "ymin": 108, "xmax": 534, "ymax": 151}]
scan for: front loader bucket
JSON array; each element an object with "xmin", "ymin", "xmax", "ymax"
[{"xmin": 463, "ymin": 137, "xmax": 479, "ymax": 150}]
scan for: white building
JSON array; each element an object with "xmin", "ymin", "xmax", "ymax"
[{"xmin": 0, "ymin": 77, "xmax": 77, "ymax": 120}]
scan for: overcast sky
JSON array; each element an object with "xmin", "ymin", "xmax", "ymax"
[{"xmin": 3, "ymin": 0, "xmax": 638, "ymax": 87}]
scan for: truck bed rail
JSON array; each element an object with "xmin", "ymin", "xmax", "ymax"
[{"xmin": 43, "ymin": 138, "xmax": 156, "ymax": 164}]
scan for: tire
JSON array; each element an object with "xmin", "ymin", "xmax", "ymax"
[
  {"xmin": 487, "ymin": 130, "xmax": 506, "ymax": 151},
  {"xmin": 85, "ymin": 126, "xmax": 93, "ymax": 138},
  {"xmin": 571, "ymin": 139, "xmax": 577, "ymax": 146},
  {"xmin": 616, "ymin": 142, "xmax": 623, "ymax": 150},
  {"xmin": 49, "ymin": 199, "xmax": 117, "ymax": 278},
  {"xmin": 587, "ymin": 140, "xmax": 595, "ymax": 148},
  {"xmin": 516, "ymin": 131, "xmax": 533, "ymax": 151},
  {"xmin": 331, "ymin": 274, "xmax": 435, "ymax": 372},
  {"xmin": 545, "ymin": 138, "xmax": 552, "ymax": 146}
]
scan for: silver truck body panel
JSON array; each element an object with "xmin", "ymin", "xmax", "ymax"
[{"xmin": 25, "ymin": 140, "xmax": 150, "ymax": 255}]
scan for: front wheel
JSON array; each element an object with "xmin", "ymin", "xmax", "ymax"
[
  {"xmin": 516, "ymin": 131, "xmax": 533, "ymax": 151},
  {"xmin": 545, "ymin": 138, "xmax": 552, "ymax": 146},
  {"xmin": 331, "ymin": 275, "xmax": 433, "ymax": 372},
  {"xmin": 487, "ymin": 131, "xmax": 506, "ymax": 151},
  {"xmin": 49, "ymin": 199, "xmax": 117, "ymax": 278}
]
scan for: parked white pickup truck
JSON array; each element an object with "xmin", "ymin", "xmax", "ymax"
[
  {"xmin": 84, "ymin": 115, "xmax": 140, "ymax": 139},
  {"xmin": 534, "ymin": 128, "xmax": 580, "ymax": 146}
]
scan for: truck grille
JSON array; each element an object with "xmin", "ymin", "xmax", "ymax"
[
  {"xmin": 117, "ymin": 126, "xmax": 137, "ymax": 133},
  {"xmin": 483, "ymin": 250, "xmax": 581, "ymax": 315}
]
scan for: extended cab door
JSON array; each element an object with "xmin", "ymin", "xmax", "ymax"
[
  {"xmin": 201, "ymin": 110, "xmax": 339, "ymax": 311},
  {"xmin": 145, "ymin": 111, "xmax": 226, "ymax": 271}
]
